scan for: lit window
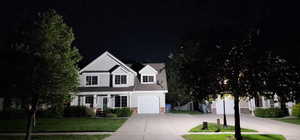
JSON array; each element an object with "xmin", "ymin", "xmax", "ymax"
[
  {"xmin": 115, "ymin": 75, "xmax": 127, "ymax": 85},
  {"xmin": 142, "ymin": 75, "xmax": 154, "ymax": 83},
  {"xmin": 86, "ymin": 76, "xmax": 98, "ymax": 85}
]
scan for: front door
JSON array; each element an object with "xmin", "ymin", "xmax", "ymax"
[{"xmin": 102, "ymin": 97, "xmax": 108, "ymax": 111}]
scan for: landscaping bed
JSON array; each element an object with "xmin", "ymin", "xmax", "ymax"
[
  {"xmin": 190, "ymin": 123, "xmax": 257, "ymax": 132},
  {"xmin": 0, "ymin": 118, "xmax": 126, "ymax": 132},
  {"xmin": 183, "ymin": 134, "xmax": 285, "ymax": 140},
  {"xmin": 0, "ymin": 135, "xmax": 110, "ymax": 140},
  {"xmin": 170, "ymin": 110, "xmax": 202, "ymax": 115}
]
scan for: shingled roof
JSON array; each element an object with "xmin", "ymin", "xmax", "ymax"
[{"xmin": 78, "ymin": 63, "xmax": 167, "ymax": 92}]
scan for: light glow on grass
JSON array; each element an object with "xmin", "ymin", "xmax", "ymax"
[
  {"xmin": 275, "ymin": 118, "xmax": 300, "ymax": 125},
  {"xmin": 183, "ymin": 134, "xmax": 286, "ymax": 140},
  {"xmin": 0, "ymin": 118, "xmax": 126, "ymax": 132},
  {"xmin": 189, "ymin": 123, "xmax": 257, "ymax": 132}
]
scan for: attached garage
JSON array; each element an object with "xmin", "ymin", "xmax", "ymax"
[{"xmin": 138, "ymin": 96, "xmax": 160, "ymax": 114}]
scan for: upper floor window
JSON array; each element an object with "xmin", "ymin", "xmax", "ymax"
[
  {"xmin": 115, "ymin": 75, "xmax": 127, "ymax": 85},
  {"xmin": 86, "ymin": 76, "xmax": 98, "ymax": 86},
  {"xmin": 142, "ymin": 75, "xmax": 154, "ymax": 83}
]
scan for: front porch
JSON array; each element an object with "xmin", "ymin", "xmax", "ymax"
[{"xmin": 71, "ymin": 93, "xmax": 130, "ymax": 112}]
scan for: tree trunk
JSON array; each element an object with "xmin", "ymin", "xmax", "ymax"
[
  {"xmin": 24, "ymin": 97, "xmax": 38, "ymax": 140},
  {"xmin": 234, "ymin": 94, "xmax": 242, "ymax": 140},
  {"xmin": 223, "ymin": 99, "xmax": 227, "ymax": 128},
  {"xmin": 280, "ymin": 98, "xmax": 288, "ymax": 116}
]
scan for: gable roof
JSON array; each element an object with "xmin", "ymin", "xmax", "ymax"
[
  {"xmin": 139, "ymin": 65, "xmax": 158, "ymax": 74},
  {"xmin": 80, "ymin": 51, "xmax": 137, "ymax": 75}
]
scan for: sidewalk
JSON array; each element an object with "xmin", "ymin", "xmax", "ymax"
[{"xmin": 0, "ymin": 132, "xmax": 113, "ymax": 136}]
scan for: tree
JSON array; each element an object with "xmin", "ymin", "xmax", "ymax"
[
  {"xmin": 262, "ymin": 52, "xmax": 300, "ymax": 115},
  {"xmin": 11, "ymin": 10, "xmax": 81, "ymax": 140},
  {"xmin": 215, "ymin": 30, "xmax": 266, "ymax": 140},
  {"xmin": 166, "ymin": 53, "xmax": 192, "ymax": 106},
  {"xmin": 167, "ymin": 39, "xmax": 221, "ymax": 109}
]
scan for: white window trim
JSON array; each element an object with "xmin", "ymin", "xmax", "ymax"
[
  {"xmin": 85, "ymin": 75, "xmax": 99, "ymax": 87},
  {"xmin": 141, "ymin": 74, "xmax": 156, "ymax": 84}
]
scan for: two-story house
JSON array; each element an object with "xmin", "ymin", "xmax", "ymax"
[{"xmin": 70, "ymin": 51, "xmax": 168, "ymax": 114}]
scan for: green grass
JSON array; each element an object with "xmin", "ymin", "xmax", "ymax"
[
  {"xmin": 190, "ymin": 123, "xmax": 257, "ymax": 132},
  {"xmin": 0, "ymin": 118, "xmax": 126, "ymax": 132},
  {"xmin": 0, "ymin": 135, "xmax": 110, "ymax": 140},
  {"xmin": 274, "ymin": 117, "xmax": 300, "ymax": 125},
  {"xmin": 170, "ymin": 110, "xmax": 202, "ymax": 115},
  {"xmin": 183, "ymin": 134, "xmax": 286, "ymax": 140}
]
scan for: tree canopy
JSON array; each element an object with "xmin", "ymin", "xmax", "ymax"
[
  {"xmin": 2, "ymin": 9, "xmax": 82, "ymax": 140},
  {"xmin": 168, "ymin": 28, "xmax": 300, "ymax": 140}
]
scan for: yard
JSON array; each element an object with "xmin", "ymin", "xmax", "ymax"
[
  {"xmin": 183, "ymin": 134, "xmax": 286, "ymax": 140},
  {"xmin": 190, "ymin": 123, "xmax": 257, "ymax": 132},
  {"xmin": 0, "ymin": 135, "xmax": 110, "ymax": 140},
  {"xmin": 274, "ymin": 117, "xmax": 300, "ymax": 125},
  {"xmin": 0, "ymin": 118, "xmax": 127, "ymax": 132}
]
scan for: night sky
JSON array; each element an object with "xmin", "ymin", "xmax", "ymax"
[{"xmin": 0, "ymin": 1, "xmax": 299, "ymax": 67}]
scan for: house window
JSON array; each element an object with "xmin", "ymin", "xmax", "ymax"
[
  {"xmin": 115, "ymin": 75, "xmax": 127, "ymax": 85},
  {"xmin": 85, "ymin": 96, "xmax": 93, "ymax": 107},
  {"xmin": 86, "ymin": 76, "xmax": 98, "ymax": 85},
  {"xmin": 142, "ymin": 75, "xmax": 154, "ymax": 83},
  {"xmin": 121, "ymin": 96, "xmax": 127, "ymax": 107},
  {"xmin": 114, "ymin": 96, "xmax": 127, "ymax": 107}
]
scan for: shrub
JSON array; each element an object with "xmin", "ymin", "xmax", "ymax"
[
  {"xmin": 104, "ymin": 107, "xmax": 132, "ymax": 117},
  {"xmin": 292, "ymin": 103, "xmax": 300, "ymax": 118},
  {"xmin": 0, "ymin": 109, "xmax": 27, "ymax": 119},
  {"xmin": 38, "ymin": 109, "xmax": 62, "ymax": 118},
  {"xmin": 64, "ymin": 106, "xmax": 95, "ymax": 117},
  {"xmin": 105, "ymin": 113, "xmax": 117, "ymax": 118},
  {"xmin": 115, "ymin": 107, "xmax": 132, "ymax": 117},
  {"xmin": 255, "ymin": 108, "xmax": 285, "ymax": 118}
]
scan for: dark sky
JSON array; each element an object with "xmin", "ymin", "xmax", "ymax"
[{"xmin": 0, "ymin": 0, "xmax": 299, "ymax": 66}]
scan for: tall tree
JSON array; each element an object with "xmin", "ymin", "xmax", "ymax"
[
  {"xmin": 262, "ymin": 52, "xmax": 300, "ymax": 115},
  {"xmin": 11, "ymin": 10, "xmax": 81, "ymax": 140}
]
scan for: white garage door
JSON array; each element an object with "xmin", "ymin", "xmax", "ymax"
[{"xmin": 138, "ymin": 96, "xmax": 159, "ymax": 114}]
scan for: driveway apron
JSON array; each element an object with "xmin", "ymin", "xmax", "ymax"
[
  {"xmin": 104, "ymin": 114, "xmax": 300, "ymax": 140},
  {"xmin": 104, "ymin": 114, "xmax": 190, "ymax": 140}
]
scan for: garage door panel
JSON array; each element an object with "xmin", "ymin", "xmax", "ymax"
[{"xmin": 138, "ymin": 96, "xmax": 159, "ymax": 114}]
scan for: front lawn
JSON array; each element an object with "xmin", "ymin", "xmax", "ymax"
[
  {"xmin": 183, "ymin": 134, "xmax": 285, "ymax": 140},
  {"xmin": 0, "ymin": 135, "xmax": 110, "ymax": 140},
  {"xmin": 170, "ymin": 110, "xmax": 202, "ymax": 115},
  {"xmin": 0, "ymin": 118, "xmax": 126, "ymax": 132},
  {"xmin": 190, "ymin": 123, "xmax": 257, "ymax": 132},
  {"xmin": 274, "ymin": 117, "xmax": 300, "ymax": 125}
]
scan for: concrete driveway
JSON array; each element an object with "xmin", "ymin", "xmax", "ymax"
[{"xmin": 105, "ymin": 113, "xmax": 300, "ymax": 140}]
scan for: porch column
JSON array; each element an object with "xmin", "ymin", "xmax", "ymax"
[
  {"xmin": 93, "ymin": 95, "xmax": 97, "ymax": 108},
  {"xmin": 107, "ymin": 94, "xmax": 111, "ymax": 108}
]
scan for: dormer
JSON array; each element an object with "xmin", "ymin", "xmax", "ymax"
[
  {"xmin": 139, "ymin": 65, "xmax": 158, "ymax": 84},
  {"xmin": 111, "ymin": 66, "xmax": 130, "ymax": 87}
]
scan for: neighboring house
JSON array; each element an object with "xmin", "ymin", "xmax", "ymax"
[
  {"xmin": 70, "ymin": 51, "xmax": 168, "ymax": 114},
  {"xmin": 211, "ymin": 95, "xmax": 295, "ymax": 115}
]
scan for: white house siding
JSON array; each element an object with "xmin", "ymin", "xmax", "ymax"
[
  {"xmin": 111, "ymin": 67, "xmax": 134, "ymax": 87},
  {"xmin": 70, "ymin": 95, "xmax": 78, "ymax": 106},
  {"xmin": 81, "ymin": 53, "xmax": 119, "ymax": 72},
  {"xmin": 212, "ymin": 96, "xmax": 250, "ymax": 114},
  {"xmin": 80, "ymin": 72, "xmax": 110, "ymax": 87},
  {"xmin": 139, "ymin": 65, "xmax": 158, "ymax": 75}
]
